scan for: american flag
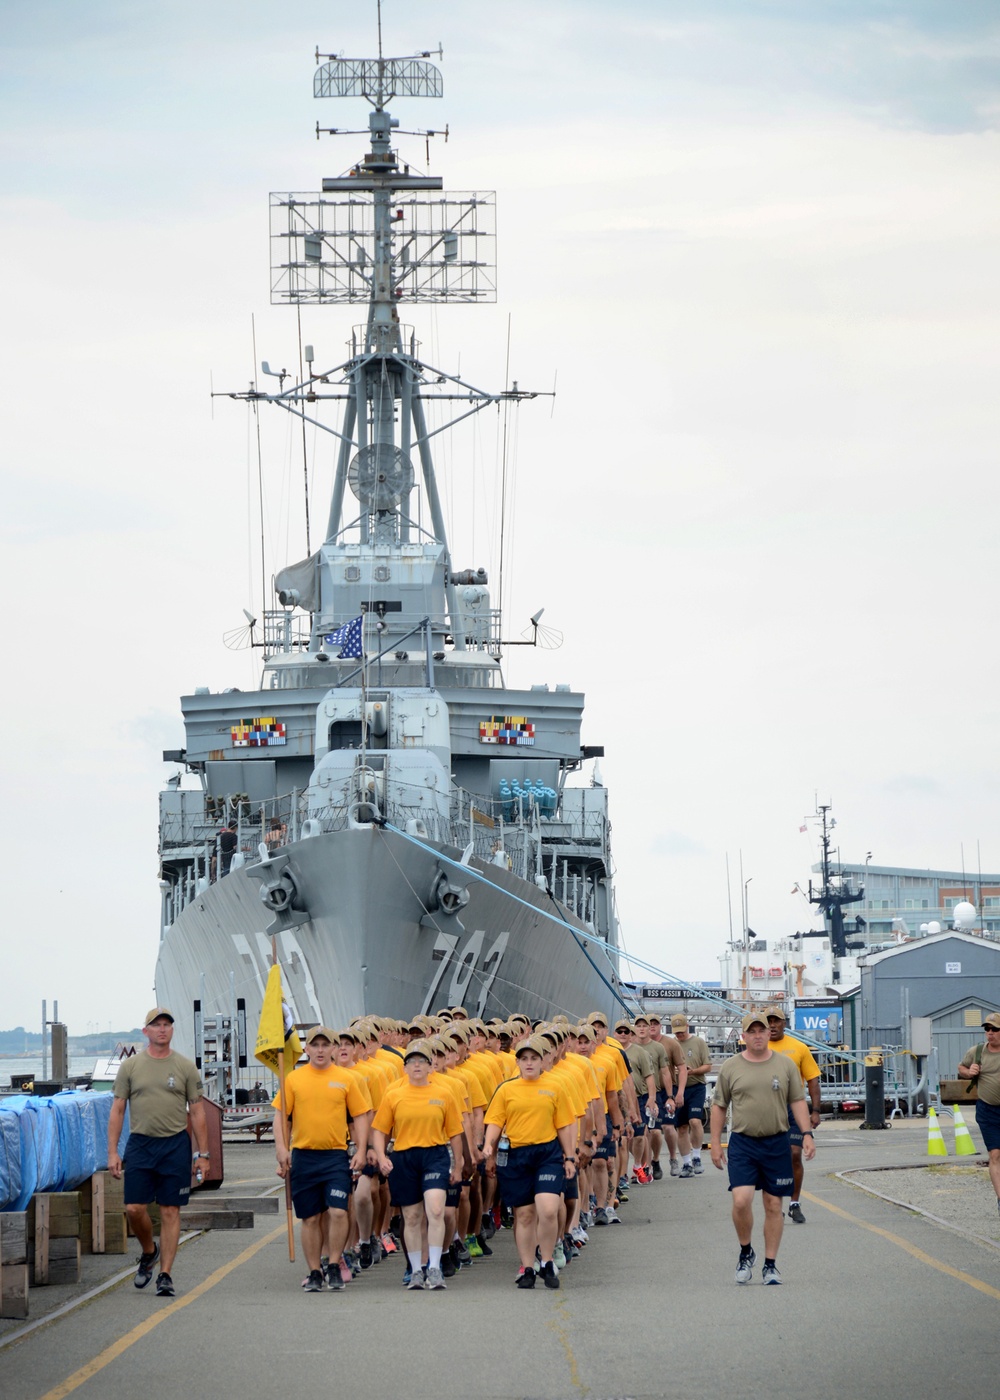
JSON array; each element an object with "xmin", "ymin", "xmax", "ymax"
[{"xmin": 324, "ymin": 616, "xmax": 364, "ymax": 658}]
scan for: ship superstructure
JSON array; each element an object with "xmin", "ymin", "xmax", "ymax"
[{"xmin": 154, "ymin": 48, "xmax": 623, "ymax": 1065}]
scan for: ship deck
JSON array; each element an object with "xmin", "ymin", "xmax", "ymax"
[{"xmin": 3, "ymin": 1123, "xmax": 1000, "ymax": 1398}]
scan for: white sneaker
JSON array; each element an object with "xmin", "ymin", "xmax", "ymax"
[
  {"xmin": 553, "ymin": 1242, "xmax": 566, "ymax": 1270},
  {"xmin": 669, "ymin": 1158, "xmax": 680, "ymax": 1177}
]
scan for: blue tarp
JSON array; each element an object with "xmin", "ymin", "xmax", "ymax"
[{"xmin": 0, "ymin": 1092, "xmax": 127, "ymax": 1211}]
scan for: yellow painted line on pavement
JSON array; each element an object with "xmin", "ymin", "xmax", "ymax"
[
  {"xmin": 802, "ymin": 1190, "xmax": 1000, "ymax": 1301},
  {"xmin": 38, "ymin": 1225, "xmax": 285, "ymax": 1400}
]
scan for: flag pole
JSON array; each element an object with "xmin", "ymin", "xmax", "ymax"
[{"xmin": 272, "ymin": 935, "xmax": 296, "ymax": 1262}]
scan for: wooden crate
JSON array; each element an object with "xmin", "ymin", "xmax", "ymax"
[
  {"xmin": 941, "ymin": 1079, "xmax": 978, "ymax": 1104},
  {"xmin": 0, "ymin": 1212, "xmax": 28, "ymax": 1320},
  {"xmin": 27, "ymin": 1193, "xmax": 82, "ymax": 1286},
  {"xmin": 79, "ymin": 1172, "xmax": 128, "ymax": 1255}
]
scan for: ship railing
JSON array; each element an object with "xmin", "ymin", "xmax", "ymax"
[{"xmin": 262, "ymin": 609, "xmax": 311, "ymax": 658}]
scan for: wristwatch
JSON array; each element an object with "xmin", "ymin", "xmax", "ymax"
[{"xmin": 195, "ymin": 1151, "xmax": 210, "ymax": 1159}]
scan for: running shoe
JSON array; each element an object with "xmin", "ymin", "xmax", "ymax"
[
  {"xmin": 516, "ymin": 1267, "xmax": 536, "ymax": 1289},
  {"xmin": 579, "ymin": 1211, "xmax": 593, "ymax": 1229},
  {"xmin": 679, "ymin": 1163, "xmax": 695, "ymax": 1178},
  {"xmin": 593, "ymin": 1206, "xmax": 609, "ymax": 1226},
  {"xmin": 606, "ymin": 1207, "xmax": 622, "ymax": 1225},
  {"xmin": 553, "ymin": 1241, "xmax": 566, "ymax": 1269},
  {"xmin": 539, "ymin": 1260, "xmax": 560, "ymax": 1290},
  {"xmin": 155, "ymin": 1272, "xmax": 175, "ymax": 1297},
  {"xmin": 359, "ymin": 1240, "xmax": 373, "ymax": 1269},
  {"xmin": 326, "ymin": 1264, "xmax": 345, "ymax": 1291},
  {"xmin": 481, "ymin": 1212, "xmax": 497, "ymax": 1240},
  {"xmin": 406, "ymin": 1269, "xmax": 425, "ymax": 1290},
  {"xmin": 380, "ymin": 1232, "xmax": 398, "ymax": 1254},
  {"xmin": 563, "ymin": 1233, "xmax": 579, "ymax": 1260},
  {"xmin": 453, "ymin": 1238, "xmax": 471, "ymax": 1266},
  {"xmin": 788, "ymin": 1202, "xmax": 806, "ymax": 1224},
  {"xmin": 762, "ymin": 1264, "xmax": 782, "ymax": 1285},
  {"xmin": 134, "ymin": 1244, "xmax": 159, "ymax": 1289},
  {"xmin": 467, "ymin": 1234, "xmax": 483, "ymax": 1258},
  {"xmin": 303, "ymin": 1270, "xmax": 324, "ymax": 1293},
  {"xmin": 424, "ymin": 1266, "xmax": 447, "ymax": 1290},
  {"xmin": 338, "ymin": 1257, "xmax": 352, "ymax": 1284},
  {"xmin": 570, "ymin": 1225, "xmax": 589, "ymax": 1246},
  {"xmin": 735, "ymin": 1248, "xmax": 756, "ymax": 1285},
  {"xmin": 401, "ymin": 1264, "xmax": 413, "ymax": 1286},
  {"xmin": 669, "ymin": 1157, "xmax": 681, "ymax": 1177},
  {"xmin": 475, "ymin": 1234, "xmax": 493, "ymax": 1257},
  {"xmin": 692, "ymin": 1157, "xmax": 704, "ymax": 1174},
  {"xmin": 651, "ymin": 1160, "xmax": 663, "ymax": 1180},
  {"xmin": 617, "ymin": 1185, "xmax": 629, "ymax": 1203},
  {"xmin": 500, "ymin": 1205, "xmax": 514, "ymax": 1229},
  {"xmin": 441, "ymin": 1249, "xmax": 457, "ymax": 1278},
  {"xmin": 369, "ymin": 1234, "xmax": 383, "ymax": 1263}
]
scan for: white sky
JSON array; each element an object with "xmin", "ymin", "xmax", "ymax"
[{"xmin": 2, "ymin": 1, "xmax": 1000, "ymax": 1032}]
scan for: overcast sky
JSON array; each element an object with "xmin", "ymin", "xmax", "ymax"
[{"xmin": 2, "ymin": 1, "xmax": 1000, "ymax": 1033}]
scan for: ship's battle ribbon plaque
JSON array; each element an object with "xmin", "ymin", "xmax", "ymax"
[
  {"xmin": 479, "ymin": 715, "xmax": 535, "ymax": 746},
  {"xmin": 231, "ymin": 717, "xmax": 287, "ymax": 747}
]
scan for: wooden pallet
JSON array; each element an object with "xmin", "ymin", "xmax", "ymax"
[
  {"xmin": 0, "ymin": 1212, "xmax": 28, "ymax": 1319},
  {"xmin": 27, "ymin": 1194, "xmax": 82, "ymax": 1286},
  {"xmin": 79, "ymin": 1171, "xmax": 128, "ymax": 1254}
]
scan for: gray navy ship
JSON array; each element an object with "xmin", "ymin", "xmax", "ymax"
[{"xmin": 154, "ymin": 47, "xmax": 624, "ymax": 1062}]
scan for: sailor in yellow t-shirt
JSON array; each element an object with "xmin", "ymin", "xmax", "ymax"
[
  {"xmin": 273, "ymin": 1026, "xmax": 371, "ymax": 1293},
  {"xmin": 371, "ymin": 1040, "xmax": 464, "ymax": 1290},
  {"xmin": 483, "ymin": 1036, "xmax": 578, "ymax": 1290},
  {"xmin": 764, "ymin": 1005, "xmax": 822, "ymax": 1223}
]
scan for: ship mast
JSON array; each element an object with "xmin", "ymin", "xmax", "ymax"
[
  {"xmin": 807, "ymin": 804, "xmax": 865, "ymax": 958},
  {"xmin": 226, "ymin": 48, "xmax": 540, "ymax": 666}
]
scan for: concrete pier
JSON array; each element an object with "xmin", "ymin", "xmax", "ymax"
[{"xmin": 3, "ymin": 1118, "xmax": 999, "ymax": 1400}]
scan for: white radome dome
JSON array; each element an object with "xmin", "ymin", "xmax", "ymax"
[{"xmin": 952, "ymin": 901, "xmax": 977, "ymax": 930}]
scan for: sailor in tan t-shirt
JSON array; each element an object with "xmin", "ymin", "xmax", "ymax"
[
  {"xmin": 107, "ymin": 1007, "xmax": 208, "ymax": 1298},
  {"xmin": 709, "ymin": 1011, "xmax": 814, "ymax": 1286},
  {"xmin": 957, "ymin": 1011, "xmax": 1000, "ymax": 1215}
]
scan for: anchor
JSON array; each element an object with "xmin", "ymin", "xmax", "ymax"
[{"xmin": 244, "ymin": 852, "xmax": 311, "ymax": 934}]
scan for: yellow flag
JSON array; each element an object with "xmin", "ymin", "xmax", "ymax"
[{"xmin": 254, "ymin": 964, "xmax": 303, "ymax": 1074}]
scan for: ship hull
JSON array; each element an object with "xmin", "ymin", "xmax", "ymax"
[{"xmin": 154, "ymin": 826, "xmax": 620, "ymax": 1060}]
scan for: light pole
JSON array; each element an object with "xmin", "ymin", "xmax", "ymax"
[{"xmin": 743, "ymin": 877, "xmax": 753, "ymax": 1005}]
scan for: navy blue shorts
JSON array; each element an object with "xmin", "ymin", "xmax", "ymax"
[
  {"xmin": 563, "ymin": 1169, "xmax": 579, "ymax": 1201},
  {"xmin": 123, "ymin": 1131, "xmax": 192, "ymax": 1209},
  {"xmin": 727, "ymin": 1131, "xmax": 794, "ymax": 1196},
  {"xmin": 445, "ymin": 1182, "xmax": 461, "ymax": 1208},
  {"xmin": 388, "ymin": 1145, "xmax": 450, "ymax": 1208},
  {"xmin": 975, "ymin": 1099, "xmax": 1000, "ymax": 1153},
  {"xmin": 656, "ymin": 1089, "xmax": 676, "ymax": 1127},
  {"xmin": 290, "ymin": 1148, "xmax": 351, "ymax": 1219},
  {"xmin": 593, "ymin": 1113, "xmax": 614, "ymax": 1160},
  {"xmin": 497, "ymin": 1140, "xmax": 564, "ymax": 1208},
  {"xmin": 631, "ymin": 1118, "xmax": 646, "ymax": 1139},
  {"xmin": 786, "ymin": 1104, "xmax": 804, "ymax": 1146},
  {"xmin": 675, "ymin": 1083, "xmax": 706, "ymax": 1128}
]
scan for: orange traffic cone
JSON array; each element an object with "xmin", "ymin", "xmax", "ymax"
[
  {"xmin": 927, "ymin": 1106, "xmax": 947, "ymax": 1158},
  {"xmin": 952, "ymin": 1105, "xmax": 977, "ymax": 1157}
]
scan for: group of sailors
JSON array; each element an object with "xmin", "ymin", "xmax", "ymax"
[{"xmin": 274, "ymin": 1006, "xmax": 713, "ymax": 1292}]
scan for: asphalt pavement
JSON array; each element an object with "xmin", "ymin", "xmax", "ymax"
[{"xmin": 3, "ymin": 1119, "xmax": 1000, "ymax": 1400}]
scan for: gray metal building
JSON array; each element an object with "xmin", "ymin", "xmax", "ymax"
[{"xmin": 854, "ymin": 931, "xmax": 1000, "ymax": 1076}]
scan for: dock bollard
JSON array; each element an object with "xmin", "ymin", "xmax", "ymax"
[
  {"xmin": 926, "ymin": 1106, "xmax": 948, "ymax": 1157},
  {"xmin": 860, "ymin": 1050, "xmax": 889, "ymax": 1130}
]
